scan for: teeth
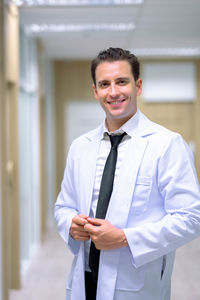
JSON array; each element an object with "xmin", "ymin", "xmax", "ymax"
[{"xmin": 110, "ymin": 100, "xmax": 122, "ymax": 104}]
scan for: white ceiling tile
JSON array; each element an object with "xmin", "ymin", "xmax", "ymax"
[{"xmin": 18, "ymin": 0, "xmax": 200, "ymax": 59}]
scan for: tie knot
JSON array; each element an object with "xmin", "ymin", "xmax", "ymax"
[{"xmin": 108, "ymin": 132, "xmax": 126, "ymax": 148}]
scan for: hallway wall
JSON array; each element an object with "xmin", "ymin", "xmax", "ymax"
[
  {"xmin": 42, "ymin": 59, "xmax": 56, "ymax": 228},
  {"xmin": 54, "ymin": 60, "xmax": 94, "ymax": 196},
  {"xmin": 4, "ymin": 1, "xmax": 20, "ymax": 293},
  {"xmin": 0, "ymin": 3, "xmax": 20, "ymax": 300},
  {"xmin": 0, "ymin": 1, "xmax": 5, "ymax": 299},
  {"xmin": 18, "ymin": 27, "xmax": 41, "ymax": 276},
  {"xmin": 0, "ymin": 3, "xmax": 52, "ymax": 299}
]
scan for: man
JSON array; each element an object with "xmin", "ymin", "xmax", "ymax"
[{"xmin": 55, "ymin": 47, "xmax": 200, "ymax": 300}]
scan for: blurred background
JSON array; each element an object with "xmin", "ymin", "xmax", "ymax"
[{"xmin": 0, "ymin": 0, "xmax": 200, "ymax": 299}]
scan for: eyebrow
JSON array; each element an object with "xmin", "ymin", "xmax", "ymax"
[
  {"xmin": 116, "ymin": 77, "xmax": 130, "ymax": 81},
  {"xmin": 98, "ymin": 77, "xmax": 130, "ymax": 85}
]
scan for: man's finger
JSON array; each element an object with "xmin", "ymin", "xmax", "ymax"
[
  {"xmin": 87, "ymin": 218, "xmax": 104, "ymax": 226},
  {"xmin": 73, "ymin": 215, "xmax": 88, "ymax": 226},
  {"xmin": 79, "ymin": 214, "xmax": 89, "ymax": 220},
  {"xmin": 84, "ymin": 223, "xmax": 98, "ymax": 233},
  {"xmin": 73, "ymin": 233, "xmax": 90, "ymax": 241}
]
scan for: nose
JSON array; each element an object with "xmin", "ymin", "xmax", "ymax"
[{"xmin": 109, "ymin": 83, "xmax": 120, "ymax": 98}]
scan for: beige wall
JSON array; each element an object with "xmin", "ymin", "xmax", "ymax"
[
  {"xmin": 0, "ymin": 3, "xmax": 20, "ymax": 299},
  {"xmin": 0, "ymin": 1, "xmax": 7, "ymax": 299},
  {"xmin": 37, "ymin": 41, "xmax": 47, "ymax": 240},
  {"xmin": 54, "ymin": 59, "xmax": 200, "ymax": 196},
  {"xmin": 4, "ymin": 3, "xmax": 20, "ymax": 290},
  {"xmin": 139, "ymin": 59, "xmax": 197, "ymax": 143},
  {"xmin": 54, "ymin": 61, "xmax": 94, "ymax": 195}
]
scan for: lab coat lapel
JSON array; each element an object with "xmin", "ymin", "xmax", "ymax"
[
  {"xmin": 106, "ymin": 134, "xmax": 149, "ymax": 226},
  {"xmin": 79, "ymin": 131, "xmax": 102, "ymax": 216}
]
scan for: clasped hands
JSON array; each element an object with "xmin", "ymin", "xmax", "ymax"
[{"xmin": 70, "ymin": 214, "xmax": 128, "ymax": 250}]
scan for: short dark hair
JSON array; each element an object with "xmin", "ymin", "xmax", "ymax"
[{"xmin": 91, "ymin": 47, "xmax": 140, "ymax": 86}]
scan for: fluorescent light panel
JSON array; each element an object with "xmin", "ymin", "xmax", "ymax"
[
  {"xmin": 10, "ymin": 0, "xmax": 143, "ymax": 6},
  {"xmin": 26, "ymin": 23, "xmax": 136, "ymax": 33},
  {"xmin": 132, "ymin": 48, "xmax": 200, "ymax": 57}
]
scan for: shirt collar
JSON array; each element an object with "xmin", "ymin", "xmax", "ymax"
[{"xmin": 102, "ymin": 109, "xmax": 139, "ymax": 138}]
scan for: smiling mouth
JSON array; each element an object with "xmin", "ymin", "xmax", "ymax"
[{"xmin": 107, "ymin": 99, "xmax": 125, "ymax": 104}]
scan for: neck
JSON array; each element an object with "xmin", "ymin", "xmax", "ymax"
[
  {"xmin": 106, "ymin": 112, "xmax": 136, "ymax": 132},
  {"xmin": 106, "ymin": 120, "xmax": 125, "ymax": 132}
]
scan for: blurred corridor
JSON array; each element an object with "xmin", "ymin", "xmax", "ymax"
[{"xmin": 1, "ymin": 1, "xmax": 200, "ymax": 300}]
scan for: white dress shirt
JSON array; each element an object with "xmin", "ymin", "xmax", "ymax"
[{"xmin": 85, "ymin": 110, "xmax": 140, "ymax": 271}]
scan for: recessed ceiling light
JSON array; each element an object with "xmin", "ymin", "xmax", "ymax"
[
  {"xmin": 9, "ymin": 0, "xmax": 143, "ymax": 6},
  {"xmin": 25, "ymin": 23, "xmax": 136, "ymax": 33}
]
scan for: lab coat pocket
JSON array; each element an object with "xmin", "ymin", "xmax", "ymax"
[
  {"xmin": 115, "ymin": 248, "xmax": 146, "ymax": 291},
  {"xmin": 131, "ymin": 176, "xmax": 152, "ymax": 215}
]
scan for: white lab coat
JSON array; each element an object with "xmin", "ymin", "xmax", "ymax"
[{"xmin": 55, "ymin": 110, "xmax": 200, "ymax": 300}]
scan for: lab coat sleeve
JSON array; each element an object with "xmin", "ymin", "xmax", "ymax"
[
  {"xmin": 54, "ymin": 143, "xmax": 81, "ymax": 255},
  {"xmin": 124, "ymin": 134, "xmax": 200, "ymax": 268}
]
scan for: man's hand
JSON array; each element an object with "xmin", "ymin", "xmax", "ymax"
[
  {"xmin": 70, "ymin": 214, "xmax": 90, "ymax": 241},
  {"xmin": 84, "ymin": 218, "xmax": 128, "ymax": 250}
]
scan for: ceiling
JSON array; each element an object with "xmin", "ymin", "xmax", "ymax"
[{"xmin": 18, "ymin": 0, "xmax": 200, "ymax": 60}]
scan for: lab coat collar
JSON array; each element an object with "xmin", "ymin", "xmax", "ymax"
[{"xmin": 85, "ymin": 109, "xmax": 156, "ymax": 141}]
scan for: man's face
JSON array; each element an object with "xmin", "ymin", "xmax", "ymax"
[{"xmin": 93, "ymin": 60, "xmax": 142, "ymax": 131}]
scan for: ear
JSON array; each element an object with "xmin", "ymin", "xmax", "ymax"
[
  {"xmin": 93, "ymin": 84, "xmax": 98, "ymax": 100},
  {"xmin": 136, "ymin": 78, "xmax": 142, "ymax": 96}
]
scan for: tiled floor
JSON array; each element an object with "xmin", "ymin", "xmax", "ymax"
[{"xmin": 9, "ymin": 228, "xmax": 200, "ymax": 300}]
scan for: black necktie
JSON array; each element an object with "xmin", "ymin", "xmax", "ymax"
[{"xmin": 89, "ymin": 132, "xmax": 126, "ymax": 282}]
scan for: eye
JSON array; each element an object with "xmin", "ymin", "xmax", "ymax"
[
  {"xmin": 99, "ymin": 81, "xmax": 109, "ymax": 89},
  {"xmin": 116, "ymin": 78, "xmax": 128, "ymax": 86},
  {"xmin": 119, "ymin": 80, "xmax": 126, "ymax": 85}
]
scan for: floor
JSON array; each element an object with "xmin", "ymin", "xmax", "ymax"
[
  {"xmin": 9, "ymin": 227, "xmax": 73, "ymax": 300},
  {"xmin": 9, "ymin": 228, "xmax": 200, "ymax": 300}
]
